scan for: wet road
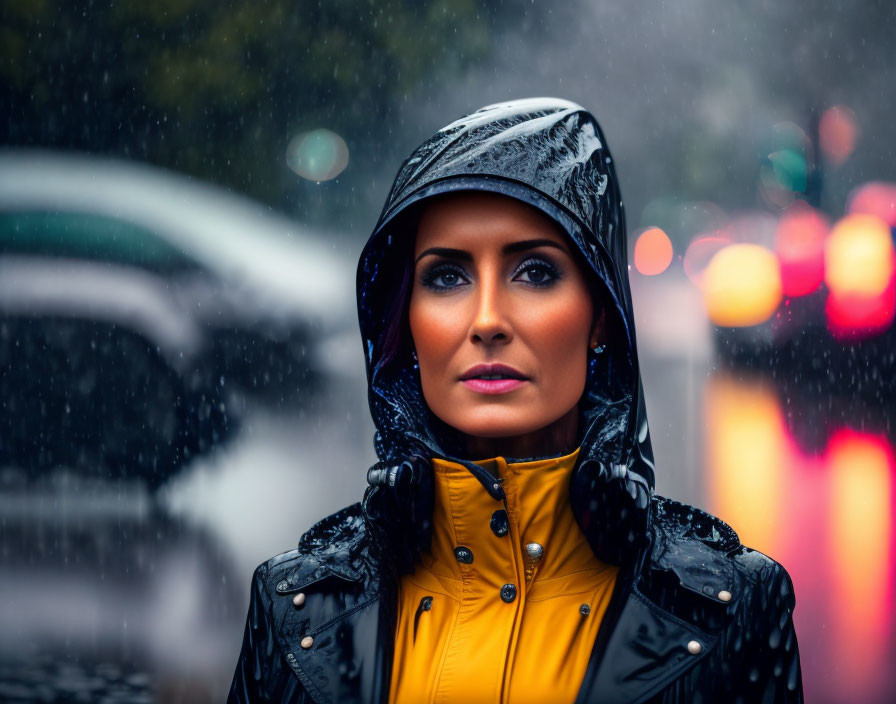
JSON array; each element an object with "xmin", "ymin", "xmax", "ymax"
[
  {"xmin": 0, "ymin": 371, "xmax": 374, "ymax": 703},
  {"xmin": 635, "ymin": 273, "xmax": 896, "ymax": 704}
]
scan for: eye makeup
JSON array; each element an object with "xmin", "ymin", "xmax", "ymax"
[
  {"xmin": 419, "ymin": 261, "xmax": 469, "ymax": 291},
  {"xmin": 512, "ymin": 256, "xmax": 562, "ymax": 288},
  {"xmin": 417, "ymin": 251, "xmax": 565, "ymax": 292}
]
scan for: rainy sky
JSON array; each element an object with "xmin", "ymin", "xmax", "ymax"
[
  {"xmin": 400, "ymin": 1, "xmax": 895, "ymax": 244},
  {"xmin": 5, "ymin": 1, "xmax": 895, "ymax": 239}
]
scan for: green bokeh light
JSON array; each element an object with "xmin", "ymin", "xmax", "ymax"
[{"xmin": 286, "ymin": 128, "xmax": 349, "ymax": 182}]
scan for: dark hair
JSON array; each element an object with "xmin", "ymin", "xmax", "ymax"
[{"xmin": 376, "ymin": 207, "xmax": 420, "ymax": 373}]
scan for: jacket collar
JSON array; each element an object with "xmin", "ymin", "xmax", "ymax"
[
  {"xmin": 272, "ymin": 504, "xmax": 391, "ymax": 704},
  {"xmin": 425, "ymin": 450, "xmax": 600, "ymax": 585},
  {"xmin": 276, "ymin": 497, "xmax": 739, "ymax": 704},
  {"xmin": 574, "ymin": 571, "xmax": 719, "ymax": 704},
  {"xmin": 574, "ymin": 496, "xmax": 741, "ymax": 704}
]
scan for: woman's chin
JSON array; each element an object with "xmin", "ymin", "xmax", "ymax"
[{"xmin": 448, "ymin": 412, "xmax": 546, "ymax": 442}]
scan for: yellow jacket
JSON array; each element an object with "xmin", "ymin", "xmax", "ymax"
[{"xmin": 389, "ymin": 448, "xmax": 618, "ymax": 704}]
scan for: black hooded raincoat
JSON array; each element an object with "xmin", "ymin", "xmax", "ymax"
[{"xmin": 229, "ymin": 98, "xmax": 803, "ymax": 704}]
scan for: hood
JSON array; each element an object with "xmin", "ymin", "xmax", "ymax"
[{"xmin": 358, "ymin": 98, "xmax": 655, "ymax": 567}]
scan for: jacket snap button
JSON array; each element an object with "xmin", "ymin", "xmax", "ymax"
[
  {"xmin": 454, "ymin": 546, "xmax": 474, "ymax": 564},
  {"xmin": 687, "ymin": 640, "xmax": 702, "ymax": 655},
  {"xmin": 718, "ymin": 590, "xmax": 732, "ymax": 602},
  {"xmin": 579, "ymin": 603, "xmax": 591, "ymax": 616},
  {"xmin": 525, "ymin": 542, "xmax": 544, "ymax": 562},
  {"xmin": 490, "ymin": 510, "xmax": 509, "ymax": 537},
  {"xmin": 500, "ymin": 584, "xmax": 517, "ymax": 603},
  {"xmin": 292, "ymin": 592, "xmax": 306, "ymax": 607},
  {"xmin": 300, "ymin": 636, "xmax": 314, "ymax": 649}
]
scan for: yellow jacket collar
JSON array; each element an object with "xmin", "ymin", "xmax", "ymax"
[{"xmin": 423, "ymin": 448, "xmax": 611, "ymax": 592}]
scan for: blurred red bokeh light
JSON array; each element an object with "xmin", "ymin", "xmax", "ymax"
[
  {"xmin": 848, "ymin": 182, "xmax": 896, "ymax": 228},
  {"xmin": 775, "ymin": 202, "xmax": 829, "ymax": 297},
  {"xmin": 826, "ymin": 278, "xmax": 896, "ymax": 340},
  {"xmin": 824, "ymin": 213, "xmax": 895, "ymax": 339}
]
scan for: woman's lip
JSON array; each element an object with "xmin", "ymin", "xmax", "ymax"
[
  {"xmin": 459, "ymin": 363, "xmax": 528, "ymax": 381},
  {"xmin": 460, "ymin": 378, "xmax": 527, "ymax": 394}
]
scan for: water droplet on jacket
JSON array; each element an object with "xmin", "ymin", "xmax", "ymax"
[
  {"xmin": 732, "ymin": 632, "xmax": 743, "ymax": 652},
  {"xmin": 778, "ymin": 609, "xmax": 790, "ymax": 629},
  {"xmin": 786, "ymin": 654, "xmax": 801, "ymax": 690}
]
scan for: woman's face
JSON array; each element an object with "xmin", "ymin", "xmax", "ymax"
[{"xmin": 409, "ymin": 192, "xmax": 602, "ymax": 451}]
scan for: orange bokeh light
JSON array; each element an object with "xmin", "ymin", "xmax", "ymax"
[
  {"xmin": 819, "ymin": 105, "xmax": 859, "ymax": 166},
  {"xmin": 633, "ymin": 227, "xmax": 674, "ymax": 276}
]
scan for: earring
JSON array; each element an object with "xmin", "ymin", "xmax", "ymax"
[
  {"xmin": 590, "ymin": 343, "xmax": 605, "ymax": 354},
  {"xmin": 411, "ymin": 349, "xmax": 419, "ymax": 369}
]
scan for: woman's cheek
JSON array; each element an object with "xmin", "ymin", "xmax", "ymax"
[
  {"xmin": 411, "ymin": 301, "xmax": 458, "ymax": 400},
  {"xmin": 527, "ymin": 299, "xmax": 591, "ymax": 393},
  {"xmin": 413, "ymin": 300, "xmax": 453, "ymax": 350}
]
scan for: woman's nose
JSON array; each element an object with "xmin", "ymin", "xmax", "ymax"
[{"xmin": 470, "ymin": 276, "xmax": 512, "ymax": 345}]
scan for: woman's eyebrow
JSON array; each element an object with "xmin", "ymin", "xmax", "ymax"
[
  {"xmin": 415, "ymin": 239, "xmax": 568, "ymax": 264},
  {"xmin": 415, "ymin": 247, "xmax": 472, "ymax": 264},
  {"xmin": 502, "ymin": 239, "xmax": 569, "ymax": 255}
]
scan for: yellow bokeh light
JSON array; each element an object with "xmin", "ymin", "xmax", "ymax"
[
  {"xmin": 705, "ymin": 374, "xmax": 786, "ymax": 557},
  {"xmin": 702, "ymin": 244, "xmax": 782, "ymax": 326},
  {"xmin": 828, "ymin": 431, "xmax": 893, "ymax": 691},
  {"xmin": 825, "ymin": 214, "xmax": 895, "ymax": 297}
]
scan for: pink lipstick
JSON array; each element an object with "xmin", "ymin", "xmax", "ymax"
[{"xmin": 459, "ymin": 363, "xmax": 529, "ymax": 395}]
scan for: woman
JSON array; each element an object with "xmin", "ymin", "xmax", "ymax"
[{"xmin": 229, "ymin": 98, "xmax": 803, "ymax": 703}]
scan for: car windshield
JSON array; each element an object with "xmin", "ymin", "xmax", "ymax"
[{"xmin": 0, "ymin": 211, "xmax": 201, "ymax": 274}]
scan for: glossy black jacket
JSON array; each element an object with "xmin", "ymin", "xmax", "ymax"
[{"xmin": 229, "ymin": 99, "xmax": 803, "ymax": 703}]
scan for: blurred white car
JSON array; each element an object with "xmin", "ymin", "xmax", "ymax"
[{"xmin": 0, "ymin": 150, "xmax": 354, "ymax": 487}]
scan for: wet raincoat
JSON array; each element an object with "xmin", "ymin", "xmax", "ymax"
[{"xmin": 229, "ymin": 98, "xmax": 803, "ymax": 703}]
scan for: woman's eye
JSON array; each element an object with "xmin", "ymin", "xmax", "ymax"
[
  {"xmin": 514, "ymin": 259, "xmax": 559, "ymax": 286},
  {"xmin": 520, "ymin": 266, "xmax": 548, "ymax": 283},
  {"xmin": 421, "ymin": 264, "xmax": 468, "ymax": 290}
]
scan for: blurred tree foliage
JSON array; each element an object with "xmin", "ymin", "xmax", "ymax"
[{"xmin": 1, "ymin": 0, "xmax": 509, "ymax": 223}]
